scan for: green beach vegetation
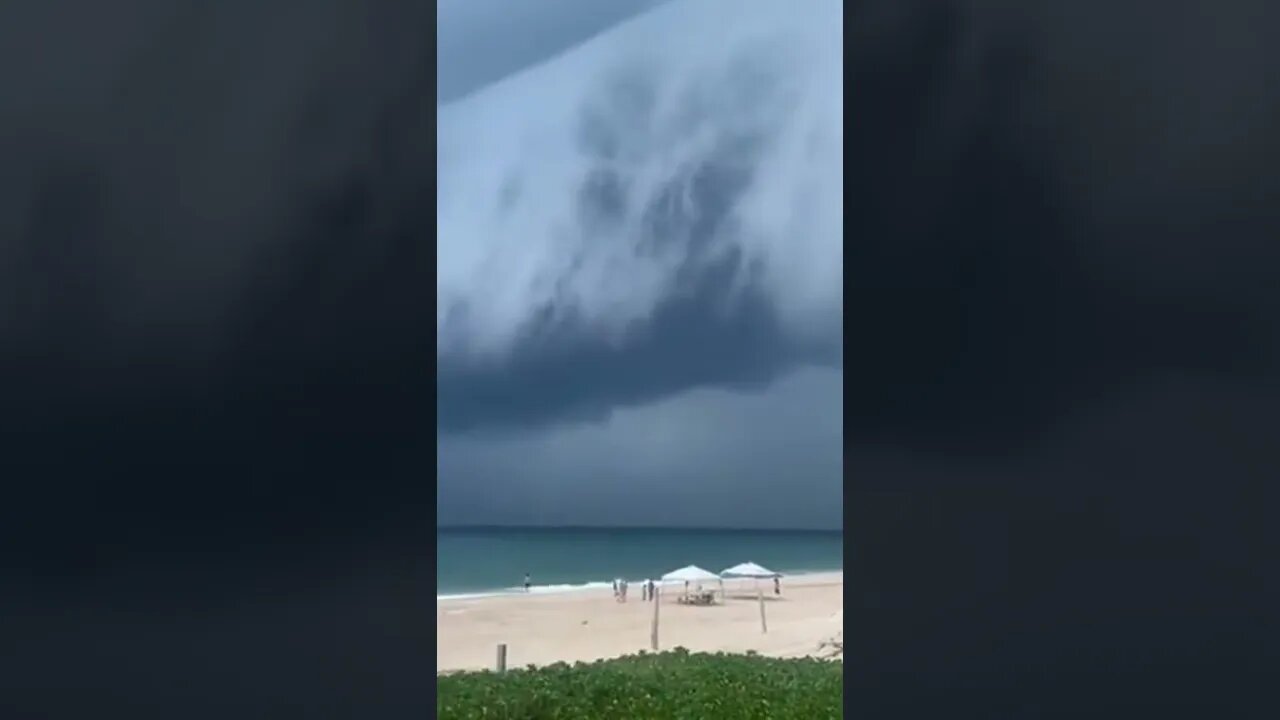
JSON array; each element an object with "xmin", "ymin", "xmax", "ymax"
[{"xmin": 437, "ymin": 647, "xmax": 843, "ymax": 719}]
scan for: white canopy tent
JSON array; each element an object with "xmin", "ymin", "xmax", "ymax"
[
  {"xmin": 661, "ymin": 565, "xmax": 721, "ymax": 583},
  {"xmin": 720, "ymin": 562, "xmax": 781, "ymax": 578},
  {"xmin": 659, "ymin": 565, "xmax": 723, "ymax": 603},
  {"xmin": 720, "ymin": 562, "xmax": 783, "ymax": 597}
]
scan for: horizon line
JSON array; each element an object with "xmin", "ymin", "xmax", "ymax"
[{"xmin": 437, "ymin": 524, "xmax": 843, "ymax": 533}]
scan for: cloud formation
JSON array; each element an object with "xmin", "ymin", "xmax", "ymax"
[
  {"xmin": 436, "ymin": 0, "xmax": 843, "ymax": 434},
  {"xmin": 438, "ymin": 366, "xmax": 843, "ymax": 529}
]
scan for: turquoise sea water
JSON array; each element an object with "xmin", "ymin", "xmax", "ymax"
[{"xmin": 437, "ymin": 526, "xmax": 843, "ymax": 598}]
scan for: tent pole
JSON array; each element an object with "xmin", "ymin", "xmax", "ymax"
[{"xmin": 650, "ymin": 586, "xmax": 660, "ymax": 651}]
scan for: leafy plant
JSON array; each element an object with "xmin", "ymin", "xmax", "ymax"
[{"xmin": 437, "ymin": 648, "xmax": 843, "ymax": 719}]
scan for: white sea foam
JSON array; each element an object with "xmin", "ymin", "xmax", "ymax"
[
  {"xmin": 438, "ymin": 580, "xmax": 616, "ymax": 601},
  {"xmin": 437, "ymin": 569, "xmax": 840, "ymax": 601}
]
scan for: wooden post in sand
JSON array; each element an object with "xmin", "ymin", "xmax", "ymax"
[
  {"xmin": 757, "ymin": 588, "xmax": 768, "ymax": 634},
  {"xmin": 496, "ymin": 643, "xmax": 508, "ymax": 673},
  {"xmin": 650, "ymin": 586, "xmax": 661, "ymax": 650}
]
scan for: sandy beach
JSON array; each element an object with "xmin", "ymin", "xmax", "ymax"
[{"xmin": 437, "ymin": 572, "xmax": 843, "ymax": 673}]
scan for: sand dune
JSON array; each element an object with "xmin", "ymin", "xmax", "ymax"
[{"xmin": 437, "ymin": 572, "xmax": 843, "ymax": 673}]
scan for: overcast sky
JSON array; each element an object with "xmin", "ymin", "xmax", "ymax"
[{"xmin": 435, "ymin": 0, "xmax": 844, "ymax": 529}]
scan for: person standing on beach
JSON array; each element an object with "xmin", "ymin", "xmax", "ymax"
[
  {"xmin": 774, "ymin": 577, "xmax": 781, "ymax": 595},
  {"xmin": 524, "ymin": 573, "xmax": 531, "ymax": 592}
]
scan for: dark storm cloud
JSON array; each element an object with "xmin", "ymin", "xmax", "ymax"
[
  {"xmin": 438, "ymin": 366, "xmax": 843, "ymax": 529},
  {"xmin": 437, "ymin": 251, "xmax": 835, "ymax": 434},
  {"xmin": 437, "ymin": 0, "xmax": 842, "ymax": 434},
  {"xmin": 0, "ymin": 0, "xmax": 431, "ymax": 559},
  {"xmin": 433, "ymin": 0, "xmax": 842, "ymax": 530}
]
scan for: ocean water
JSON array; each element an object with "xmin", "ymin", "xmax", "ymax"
[{"xmin": 438, "ymin": 526, "xmax": 843, "ymax": 598}]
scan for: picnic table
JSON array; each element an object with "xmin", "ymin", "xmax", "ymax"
[{"xmin": 678, "ymin": 590, "xmax": 717, "ymax": 606}]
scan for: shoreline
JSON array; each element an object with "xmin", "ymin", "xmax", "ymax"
[
  {"xmin": 437, "ymin": 567, "xmax": 843, "ymax": 601},
  {"xmin": 438, "ymin": 571, "xmax": 843, "ymax": 673}
]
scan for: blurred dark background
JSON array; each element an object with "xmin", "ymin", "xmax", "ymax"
[
  {"xmin": 4, "ymin": 0, "xmax": 1278, "ymax": 715},
  {"xmin": 847, "ymin": 0, "xmax": 1273, "ymax": 714},
  {"xmin": 0, "ymin": 1, "xmax": 432, "ymax": 716}
]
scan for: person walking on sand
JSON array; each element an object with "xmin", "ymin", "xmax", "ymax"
[
  {"xmin": 524, "ymin": 573, "xmax": 531, "ymax": 593},
  {"xmin": 774, "ymin": 577, "xmax": 781, "ymax": 595}
]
